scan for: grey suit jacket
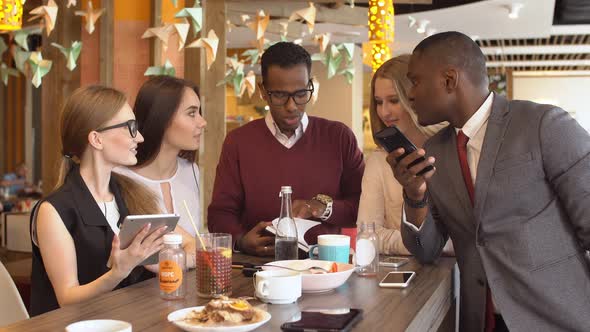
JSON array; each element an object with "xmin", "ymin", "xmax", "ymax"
[{"xmin": 402, "ymin": 94, "xmax": 590, "ymax": 332}]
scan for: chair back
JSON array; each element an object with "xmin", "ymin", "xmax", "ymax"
[{"xmin": 0, "ymin": 261, "xmax": 29, "ymax": 326}]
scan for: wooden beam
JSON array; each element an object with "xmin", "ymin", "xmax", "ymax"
[
  {"xmin": 100, "ymin": 0, "xmax": 114, "ymax": 86},
  {"xmin": 150, "ymin": 0, "xmax": 163, "ymax": 66},
  {"xmin": 184, "ymin": 0, "xmax": 227, "ymax": 225},
  {"xmin": 42, "ymin": 3, "xmax": 82, "ymax": 192}
]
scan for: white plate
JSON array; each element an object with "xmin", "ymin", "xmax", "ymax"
[
  {"xmin": 167, "ymin": 306, "xmax": 271, "ymax": 332},
  {"xmin": 262, "ymin": 260, "xmax": 355, "ymax": 293},
  {"xmin": 65, "ymin": 319, "xmax": 131, "ymax": 332}
]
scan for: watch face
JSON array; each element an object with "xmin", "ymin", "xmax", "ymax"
[{"xmin": 314, "ymin": 194, "xmax": 333, "ymax": 205}]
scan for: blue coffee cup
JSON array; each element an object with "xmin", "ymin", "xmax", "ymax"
[{"xmin": 308, "ymin": 235, "xmax": 350, "ymax": 263}]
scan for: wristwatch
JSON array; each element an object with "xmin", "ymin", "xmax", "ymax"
[
  {"xmin": 403, "ymin": 189, "xmax": 429, "ymax": 209},
  {"xmin": 312, "ymin": 194, "xmax": 333, "ymax": 220}
]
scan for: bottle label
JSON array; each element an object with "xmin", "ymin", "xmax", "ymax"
[
  {"xmin": 356, "ymin": 239, "xmax": 376, "ymax": 266},
  {"xmin": 159, "ymin": 259, "xmax": 183, "ymax": 293}
]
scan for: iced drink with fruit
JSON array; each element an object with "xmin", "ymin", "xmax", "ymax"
[{"xmin": 196, "ymin": 233, "xmax": 232, "ymax": 298}]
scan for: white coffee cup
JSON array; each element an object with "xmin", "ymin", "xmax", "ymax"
[
  {"xmin": 253, "ymin": 270, "xmax": 302, "ymax": 304},
  {"xmin": 65, "ymin": 319, "xmax": 132, "ymax": 332}
]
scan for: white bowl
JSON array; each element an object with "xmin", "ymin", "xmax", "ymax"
[
  {"xmin": 65, "ymin": 319, "xmax": 132, "ymax": 332},
  {"xmin": 167, "ymin": 306, "xmax": 271, "ymax": 332},
  {"xmin": 262, "ymin": 260, "xmax": 355, "ymax": 293}
]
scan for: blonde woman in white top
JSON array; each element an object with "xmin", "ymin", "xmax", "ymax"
[
  {"xmin": 115, "ymin": 76, "xmax": 207, "ymax": 267},
  {"xmin": 358, "ymin": 55, "xmax": 453, "ymax": 255}
]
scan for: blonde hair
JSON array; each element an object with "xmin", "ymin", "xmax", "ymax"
[
  {"xmin": 56, "ymin": 85, "xmax": 159, "ymax": 215},
  {"xmin": 369, "ymin": 54, "xmax": 447, "ymax": 145}
]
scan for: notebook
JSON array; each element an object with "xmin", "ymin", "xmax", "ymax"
[{"xmin": 266, "ymin": 218, "xmax": 321, "ymax": 252}]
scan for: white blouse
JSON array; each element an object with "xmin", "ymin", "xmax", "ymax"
[{"xmin": 114, "ymin": 158, "xmax": 203, "ymax": 236}]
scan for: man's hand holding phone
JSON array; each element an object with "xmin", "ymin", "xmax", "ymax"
[{"xmin": 386, "ymin": 148, "xmax": 436, "ymax": 228}]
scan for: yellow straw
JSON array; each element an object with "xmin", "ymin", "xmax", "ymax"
[{"xmin": 182, "ymin": 200, "xmax": 207, "ymax": 251}]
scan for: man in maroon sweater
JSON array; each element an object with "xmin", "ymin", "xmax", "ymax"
[{"xmin": 208, "ymin": 42, "xmax": 365, "ymax": 257}]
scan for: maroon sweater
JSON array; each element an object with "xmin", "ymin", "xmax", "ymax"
[{"xmin": 208, "ymin": 116, "xmax": 365, "ymax": 245}]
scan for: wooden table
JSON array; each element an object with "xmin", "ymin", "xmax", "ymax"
[{"xmin": 0, "ymin": 255, "xmax": 456, "ymax": 332}]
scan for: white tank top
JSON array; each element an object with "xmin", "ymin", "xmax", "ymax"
[{"xmin": 114, "ymin": 158, "xmax": 202, "ymax": 236}]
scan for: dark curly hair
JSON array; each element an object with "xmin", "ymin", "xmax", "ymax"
[{"xmin": 261, "ymin": 42, "xmax": 311, "ymax": 83}]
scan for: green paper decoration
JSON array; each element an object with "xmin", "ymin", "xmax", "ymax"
[
  {"xmin": 175, "ymin": 3, "xmax": 202, "ymax": 37},
  {"xmin": 144, "ymin": 60, "xmax": 176, "ymax": 77},
  {"xmin": 0, "ymin": 63, "xmax": 19, "ymax": 86},
  {"xmin": 14, "ymin": 49, "xmax": 32, "ymax": 74},
  {"xmin": 51, "ymin": 41, "xmax": 82, "ymax": 71},
  {"xmin": 28, "ymin": 52, "xmax": 53, "ymax": 88},
  {"xmin": 14, "ymin": 26, "xmax": 42, "ymax": 51}
]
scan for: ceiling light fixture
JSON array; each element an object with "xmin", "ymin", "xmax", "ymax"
[
  {"xmin": 368, "ymin": 0, "xmax": 394, "ymax": 72},
  {"xmin": 0, "ymin": 0, "xmax": 24, "ymax": 32},
  {"xmin": 507, "ymin": 3, "xmax": 524, "ymax": 19}
]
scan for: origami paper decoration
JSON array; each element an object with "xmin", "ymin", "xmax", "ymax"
[
  {"xmin": 175, "ymin": 3, "xmax": 202, "ymax": 37},
  {"xmin": 217, "ymin": 55, "xmax": 244, "ymax": 96},
  {"xmin": 67, "ymin": 0, "xmax": 77, "ymax": 8},
  {"xmin": 28, "ymin": 0, "xmax": 58, "ymax": 36},
  {"xmin": 289, "ymin": 2, "xmax": 316, "ymax": 34},
  {"xmin": 28, "ymin": 51, "xmax": 52, "ymax": 88},
  {"xmin": 339, "ymin": 43, "xmax": 354, "ymax": 60},
  {"xmin": 13, "ymin": 48, "xmax": 31, "ymax": 74},
  {"xmin": 314, "ymin": 33, "xmax": 330, "ymax": 54},
  {"xmin": 186, "ymin": 29, "xmax": 219, "ymax": 70},
  {"xmin": 142, "ymin": 25, "xmax": 172, "ymax": 49},
  {"xmin": 247, "ymin": 10, "xmax": 269, "ymax": 42},
  {"xmin": 239, "ymin": 70, "xmax": 256, "ymax": 98},
  {"xmin": 240, "ymin": 14, "xmax": 250, "ymax": 23},
  {"xmin": 51, "ymin": 41, "xmax": 82, "ymax": 71},
  {"xmin": 0, "ymin": 63, "xmax": 19, "ymax": 86},
  {"xmin": 279, "ymin": 21, "xmax": 289, "ymax": 37},
  {"xmin": 171, "ymin": 23, "xmax": 189, "ymax": 51},
  {"xmin": 170, "ymin": 0, "xmax": 178, "ymax": 8},
  {"xmin": 242, "ymin": 48, "xmax": 261, "ymax": 65},
  {"xmin": 75, "ymin": 0, "xmax": 105, "ymax": 34},
  {"xmin": 338, "ymin": 64, "xmax": 354, "ymax": 84},
  {"xmin": 226, "ymin": 19, "xmax": 235, "ymax": 33},
  {"xmin": 0, "ymin": 38, "xmax": 7, "ymax": 58},
  {"xmin": 311, "ymin": 76, "xmax": 320, "ymax": 104},
  {"xmin": 144, "ymin": 59, "xmax": 176, "ymax": 77},
  {"xmin": 13, "ymin": 25, "xmax": 42, "ymax": 51}
]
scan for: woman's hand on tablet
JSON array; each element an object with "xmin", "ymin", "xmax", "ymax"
[{"xmin": 110, "ymin": 223, "xmax": 167, "ymax": 279}]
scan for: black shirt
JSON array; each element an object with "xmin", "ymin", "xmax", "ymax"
[{"xmin": 30, "ymin": 166, "xmax": 154, "ymax": 316}]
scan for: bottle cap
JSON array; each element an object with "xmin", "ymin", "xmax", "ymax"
[
  {"xmin": 163, "ymin": 233, "xmax": 182, "ymax": 245},
  {"xmin": 280, "ymin": 186, "xmax": 292, "ymax": 194}
]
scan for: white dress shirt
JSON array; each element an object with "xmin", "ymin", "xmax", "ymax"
[
  {"xmin": 264, "ymin": 112, "xmax": 309, "ymax": 148},
  {"xmin": 403, "ymin": 92, "xmax": 494, "ymax": 230}
]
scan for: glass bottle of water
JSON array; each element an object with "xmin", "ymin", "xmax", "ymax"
[
  {"xmin": 275, "ymin": 186, "xmax": 298, "ymax": 261},
  {"xmin": 355, "ymin": 223, "xmax": 379, "ymax": 276}
]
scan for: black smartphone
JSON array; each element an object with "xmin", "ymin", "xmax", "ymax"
[
  {"xmin": 374, "ymin": 125, "xmax": 434, "ymax": 176},
  {"xmin": 281, "ymin": 308, "xmax": 363, "ymax": 332}
]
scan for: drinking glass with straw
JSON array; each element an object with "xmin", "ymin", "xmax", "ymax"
[{"xmin": 183, "ymin": 200, "xmax": 232, "ymax": 298}]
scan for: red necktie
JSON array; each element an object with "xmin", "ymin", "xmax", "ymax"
[{"xmin": 456, "ymin": 131, "xmax": 496, "ymax": 332}]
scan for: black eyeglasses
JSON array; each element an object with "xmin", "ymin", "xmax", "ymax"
[
  {"xmin": 264, "ymin": 80, "xmax": 314, "ymax": 106},
  {"xmin": 96, "ymin": 119, "xmax": 138, "ymax": 138}
]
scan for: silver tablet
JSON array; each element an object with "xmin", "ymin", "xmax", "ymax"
[{"xmin": 118, "ymin": 214, "xmax": 180, "ymax": 265}]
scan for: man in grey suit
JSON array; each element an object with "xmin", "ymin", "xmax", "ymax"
[{"xmin": 388, "ymin": 31, "xmax": 590, "ymax": 332}]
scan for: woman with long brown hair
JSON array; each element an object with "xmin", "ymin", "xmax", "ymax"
[
  {"xmin": 30, "ymin": 86, "xmax": 166, "ymax": 316},
  {"xmin": 357, "ymin": 55, "xmax": 451, "ymax": 255},
  {"xmin": 115, "ymin": 76, "xmax": 205, "ymax": 266}
]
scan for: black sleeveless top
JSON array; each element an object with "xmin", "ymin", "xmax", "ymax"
[{"xmin": 29, "ymin": 166, "xmax": 154, "ymax": 316}]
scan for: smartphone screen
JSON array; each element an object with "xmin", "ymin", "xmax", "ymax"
[
  {"xmin": 381, "ymin": 272, "xmax": 414, "ymax": 284},
  {"xmin": 281, "ymin": 308, "xmax": 363, "ymax": 331}
]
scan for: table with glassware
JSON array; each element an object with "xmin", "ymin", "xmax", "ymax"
[{"xmin": 0, "ymin": 254, "xmax": 456, "ymax": 332}]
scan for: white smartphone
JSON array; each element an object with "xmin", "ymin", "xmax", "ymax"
[
  {"xmin": 379, "ymin": 271, "xmax": 416, "ymax": 288},
  {"xmin": 379, "ymin": 257, "xmax": 409, "ymax": 268}
]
